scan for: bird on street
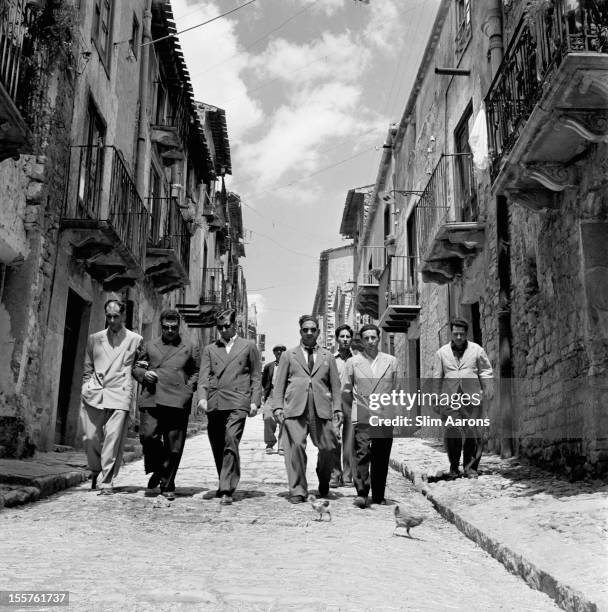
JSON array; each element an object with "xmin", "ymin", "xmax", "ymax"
[
  {"xmin": 308, "ymin": 495, "xmax": 331, "ymax": 521},
  {"xmin": 393, "ymin": 504, "xmax": 424, "ymax": 537}
]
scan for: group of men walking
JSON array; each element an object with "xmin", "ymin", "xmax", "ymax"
[{"xmin": 79, "ymin": 299, "xmax": 493, "ymax": 506}]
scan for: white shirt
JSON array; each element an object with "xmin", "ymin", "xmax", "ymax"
[
  {"xmin": 300, "ymin": 343, "xmax": 318, "ymax": 367},
  {"xmin": 220, "ymin": 334, "xmax": 238, "ymax": 354}
]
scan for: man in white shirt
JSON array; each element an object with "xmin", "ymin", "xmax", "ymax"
[{"xmin": 341, "ymin": 324, "xmax": 397, "ymax": 508}]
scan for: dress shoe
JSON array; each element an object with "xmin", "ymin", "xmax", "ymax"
[
  {"xmin": 219, "ymin": 494, "xmax": 233, "ymax": 505},
  {"xmin": 265, "ymin": 445, "xmax": 274, "ymax": 454},
  {"xmin": 161, "ymin": 490, "xmax": 176, "ymax": 501},
  {"xmin": 288, "ymin": 495, "xmax": 306, "ymax": 504},
  {"xmin": 328, "ymin": 478, "xmax": 342, "ymax": 489},
  {"xmin": 448, "ymin": 469, "xmax": 461, "ymax": 481},
  {"xmin": 353, "ymin": 496, "xmax": 368, "ymax": 509},
  {"xmin": 90, "ymin": 474, "xmax": 98, "ymax": 490},
  {"xmin": 97, "ymin": 488, "xmax": 113, "ymax": 496},
  {"xmin": 464, "ymin": 468, "xmax": 479, "ymax": 479},
  {"xmin": 147, "ymin": 473, "xmax": 163, "ymax": 489},
  {"xmin": 372, "ymin": 499, "xmax": 387, "ymax": 505},
  {"xmin": 277, "ymin": 449, "xmax": 285, "ymax": 456}
]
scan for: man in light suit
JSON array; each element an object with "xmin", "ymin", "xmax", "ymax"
[
  {"xmin": 197, "ymin": 309, "xmax": 262, "ymax": 505},
  {"xmin": 341, "ymin": 324, "xmax": 397, "ymax": 508},
  {"xmin": 133, "ymin": 309, "xmax": 199, "ymax": 500},
  {"xmin": 80, "ymin": 299, "xmax": 143, "ymax": 494},
  {"xmin": 262, "ymin": 344, "xmax": 286, "ymax": 455},
  {"xmin": 272, "ymin": 315, "xmax": 343, "ymax": 504},
  {"xmin": 432, "ymin": 318, "xmax": 494, "ymax": 479}
]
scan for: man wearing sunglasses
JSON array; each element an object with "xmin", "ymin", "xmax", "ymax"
[
  {"xmin": 197, "ymin": 309, "xmax": 262, "ymax": 505},
  {"xmin": 133, "ymin": 309, "xmax": 200, "ymax": 500}
]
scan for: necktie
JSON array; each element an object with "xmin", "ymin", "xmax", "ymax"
[{"xmin": 306, "ymin": 347, "xmax": 314, "ymax": 371}]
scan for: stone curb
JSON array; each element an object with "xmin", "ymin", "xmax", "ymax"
[
  {"xmin": 0, "ymin": 421, "xmax": 207, "ymax": 511},
  {"xmin": 389, "ymin": 457, "xmax": 599, "ymax": 612}
]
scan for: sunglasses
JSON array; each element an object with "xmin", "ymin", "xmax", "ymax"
[
  {"xmin": 217, "ymin": 324, "xmax": 232, "ymax": 330},
  {"xmin": 161, "ymin": 324, "xmax": 179, "ymax": 331}
]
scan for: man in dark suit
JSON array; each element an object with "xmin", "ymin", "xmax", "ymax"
[
  {"xmin": 262, "ymin": 344, "xmax": 286, "ymax": 454},
  {"xmin": 132, "ymin": 309, "xmax": 199, "ymax": 500},
  {"xmin": 197, "ymin": 309, "xmax": 262, "ymax": 505},
  {"xmin": 272, "ymin": 315, "xmax": 343, "ymax": 504}
]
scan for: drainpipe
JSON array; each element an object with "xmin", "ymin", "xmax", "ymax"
[
  {"xmin": 135, "ymin": 0, "xmax": 152, "ymax": 197},
  {"xmin": 483, "ymin": 0, "xmax": 504, "ymax": 78}
]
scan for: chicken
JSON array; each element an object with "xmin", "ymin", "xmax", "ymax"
[
  {"xmin": 393, "ymin": 504, "xmax": 424, "ymax": 537},
  {"xmin": 308, "ymin": 494, "xmax": 331, "ymax": 521}
]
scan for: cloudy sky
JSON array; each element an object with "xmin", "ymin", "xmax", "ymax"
[{"xmin": 172, "ymin": 0, "xmax": 440, "ymax": 358}]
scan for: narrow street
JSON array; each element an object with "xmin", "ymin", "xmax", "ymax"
[{"xmin": 1, "ymin": 417, "xmax": 558, "ymax": 612}]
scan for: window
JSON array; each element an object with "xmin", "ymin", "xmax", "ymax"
[
  {"xmin": 129, "ymin": 14, "xmax": 140, "ymax": 60},
  {"xmin": 92, "ymin": 0, "xmax": 113, "ymax": 67},
  {"xmin": 454, "ymin": 104, "xmax": 478, "ymax": 222},
  {"xmin": 78, "ymin": 103, "xmax": 106, "ymax": 217},
  {"xmin": 455, "ymin": 0, "xmax": 471, "ymax": 56}
]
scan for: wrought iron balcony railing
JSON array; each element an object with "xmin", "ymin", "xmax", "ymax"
[
  {"xmin": 485, "ymin": 0, "xmax": 608, "ymax": 180},
  {"xmin": 357, "ymin": 246, "xmax": 386, "ymax": 286},
  {"xmin": 0, "ymin": 0, "xmax": 37, "ymax": 112},
  {"xmin": 415, "ymin": 153, "xmax": 476, "ymax": 260},
  {"xmin": 200, "ymin": 267, "xmax": 225, "ymax": 306},
  {"xmin": 385, "ymin": 256, "xmax": 418, "ymax": 306},
  {"xmin": 63, "ymin": 145, "xmax": 149, "ymax": 269}
]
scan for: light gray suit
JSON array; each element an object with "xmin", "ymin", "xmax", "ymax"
[{"xmin": 79, "ymin": 327, "xmax": 143, "ymax": 489}]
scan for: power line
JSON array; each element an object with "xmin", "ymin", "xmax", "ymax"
[
  {"xmin": 141, "ymin": 0, "xmax": 258, "ymax": 47},
  {"xmin": 246, "ymin": 228, "xmax": 318, "ymax": 260}
]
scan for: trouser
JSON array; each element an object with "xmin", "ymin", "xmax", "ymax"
[
  {"xmin": 263, "ymin": 403, "xmax": 284, "ymax": 450},
  {"xmin": 282, "ymin": 398, "xmax": 338, "ymax": 498},
  {"xmin": 330, "ymin": 406, "xmax": 353, "ymax": 483},
  {"xmin": 139, "ymin": 405, "xmax": 190, "ymax": 491},
  {"xmin": 445, "ymin": 424, "xmax": 483, "ymax": 471},
  {"xmin": 353, "ymin": 423, "xmax": 393, "ymax": 503},
  {"xmin": 80, "ymin": 404, "xmax": 129, "ymax": 488},
  {"xmin": 207, "ymin": 409, "xmax": 248, "ymax": 496}
]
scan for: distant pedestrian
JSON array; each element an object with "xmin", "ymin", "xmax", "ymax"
[
  {"xmin": 272, "ymin": 315, "xmax": 343, "ymax": 503},
  {"xmin": 79, "ymin": 299, "xmax": 143, "ymax": 495},
  {"xmin": 341, "ymin": 324, "xmax": 397, "ymax": 508},
  {"xmin": 432, "ymin": 318, "xmax": 494, "ymax": 479},
  {"xmin": 329, "ymin": 324, "xmax": 355, "ymax": 488},
  {"xmin": 133, "ymin": 310, "xmax": 199, "ymax": 500},
  {"xmin": 197, "ymin": 309, "xmax": 262, "ymax": 505},
  {"xmin": 262, "ymin": 344, "xmax": 287, "ymax": 455}
]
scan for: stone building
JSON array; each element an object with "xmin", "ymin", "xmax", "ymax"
[
  {"xmin": 0, "ymin": 0, "xmax": 250, "ymax": 457},
  {"xmin": 345, "ymin": 0, "xmax": 608, "ymax": 476},
  {"xmin": 312, "ymin": 245, "xmax": 355, "ymax": 350}
]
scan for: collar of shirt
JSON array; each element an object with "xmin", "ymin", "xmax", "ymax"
[
  {"xmin": 300, "ymin": 343, "xmax": 318, "ymax": 363},
  {"xmin": 334, "ymin": 350, "xmax": 353, "ymax": 362},
  {"xmin": 451, "ymin": 340, "xmax": 468, "ymax": 358},
  {"xmin": 218, "ymin": 334, "xmax": 238, "ymax": 348},
  {"xmin": 106, "ymin": 327, "xmax": 126, "ymax": 344}
]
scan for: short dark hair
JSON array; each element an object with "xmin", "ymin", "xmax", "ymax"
[
  {"xmin": 359, "ymin": 324, "xmax": 380, "ymax": 338},
  {"xmin": 335, "ymin": 324, "xmax": 353, "ymax": 339},
  {"xmin": 216, "ymin": 308, "xmax": 236, "ymax": 325},
  {"xmin": 298, "ymin": 314, "xmax": 318, "ymax": 329},
  {"xmin": 104, "ymin": 299, "xmax": 125, "ymax": 314},
  {"xmin": 272, "ymin": 344, "xmax": 286, "ymax": 352},
  {"xmin": 160, "ymin": 309, "xmax": 181, "ymax": 325},
  {"xmin": 450, "ymin": 318, "xmax": 469, "ymax": 332},
  {"xmin": 350, "ymin": 339, "xmax": 364, "ymax": 353}
]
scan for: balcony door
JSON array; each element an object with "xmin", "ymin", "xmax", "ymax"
[
  {"xmin": 454, "ymin": 105, "xmax": 478, "ymax": 222},
  {"xmin": 77, "ymin": 103, "xmax": 106, "ymax": 218}
]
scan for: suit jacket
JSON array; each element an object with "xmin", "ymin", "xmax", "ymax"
[
  {"xmin": 432, "ymin": 341, "xmax": 493, "ymax": 395},
  {"xmin": 262, "ymin": 361, "xmax": 277, "ymax": 402},
  {"xmin": 132, "ymin": 338, "xmax": 200, "ymax": 410},
  {"xmin": 198, "ymin": 337, "xmax": 262, "ymax": 412},
  {"xmin": 272, "ymin": 345, "xmax": 341, "ymax": 420},
  {"xmin": 81, "ymin": 328, "xmax": 143, "ymax": 411},
  {"xmin": 340, "ymin": 352, "xmax": 398, "ymax": 423}
]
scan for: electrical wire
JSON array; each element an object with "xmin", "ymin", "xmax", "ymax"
[{"xmin": 141, "ymin": 0, "xmax": 258, "ymax": 47}]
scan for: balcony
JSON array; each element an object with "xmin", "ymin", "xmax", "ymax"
[
  {"xmin": 226, "ymin": 264, "xmax": 247, "ymax": 314},
  {"xmin": 0, "ymin": 0, "xmax": 38, "ymax": 161},
  {"xmin": 415, "ymin": 154, "xmax": 485, "ymax": 284},
  {"xmin": 176, "ymin": 267, "xmax": 225, "ymax": 328},
  {"xmin": 355, "ymin": 246, "xmax": 386, "ymax": 318},
  {"xmin": 150, "ymin": 95, "xmax": 190, "ymax": 165},
  {"xmin": 61, "ymin": 146, "xmax": 149, "ymax": 291},
  {"xmin": 485, "ymin": 0, "xmax": 608, "ymax": 210},
  {"xmin": 378, "ymin": 256, "xmax": 420, "ymax": 333},
  {"xmin": 144, "ymin": 197, "xmax": 191, "ymax": 293}
]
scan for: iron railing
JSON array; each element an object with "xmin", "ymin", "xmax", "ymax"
[
  {"xmin": 0, "ymin": 0, "xmax": 37, "ymax": 111},
  {"xmin": 386, "ymin": 256, "xmax": 418, "ymax": 306},
  {"xmin": 200, "ymin": 267, "xmax": 225, "ymax": 306},
  {"xmin": 63, "ymin": 145, "xmax": 149, "ymax": 269},
  {"xmin": 415, "ymin": 153, "xmax": 476, "ymax": 259},
  {"xmin": 164, "ymin": 197, "xmax": 190, "ymax": 275},
  {"xmin": 485, "ymin": 0, "xmax": 608, "ymax": 180},
  {"xmin": 357, "ymin": 246, "xmax": 386, "ymax": 286}
]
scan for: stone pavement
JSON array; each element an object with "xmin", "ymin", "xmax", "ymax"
[
  {"xmin": 390, "ymin": 436, "xmax": 608, "ymax": 612},
  {"xmin": 0, "ymin": 415, "xmax": 560, "ymax": 611},
  {"xmin": 0, "ymin": 420, "xmax": 207, "ymax": 508}
]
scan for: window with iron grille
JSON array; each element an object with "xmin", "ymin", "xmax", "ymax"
[
  {"xmin": 92, "ymin": 0, "xmax": 113, "ymax": 69},
  {"xmin": 455, "ymin": 0, "xmax": 472, "ymax": 56}
]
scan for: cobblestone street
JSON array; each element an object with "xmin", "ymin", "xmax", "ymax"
[{"xmin": 0, "ymin": 417, "xmax": 560, "ymax": 612}]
